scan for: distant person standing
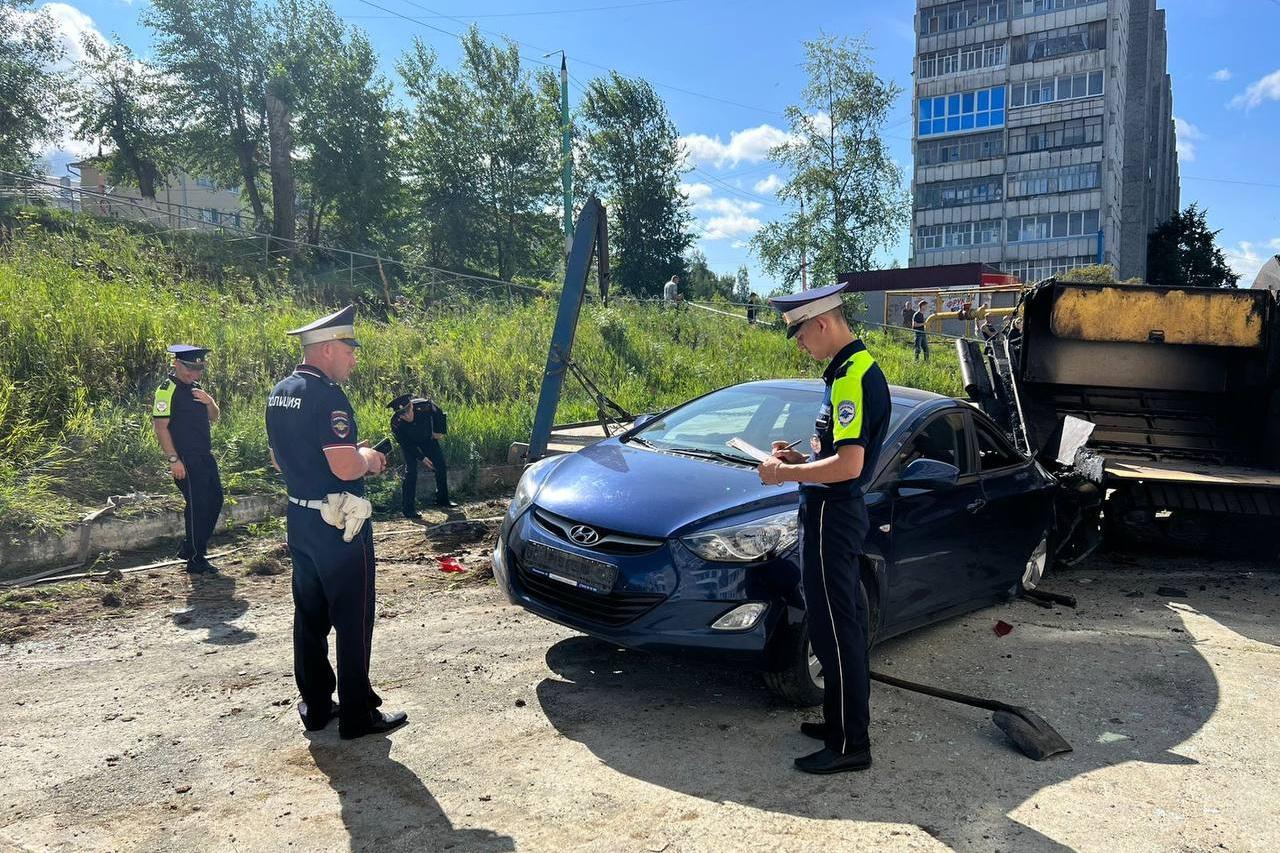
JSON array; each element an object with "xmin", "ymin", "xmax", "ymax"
[
  {"xmin": 912, "ymin": 299, "xmax": 930, "ymax": 362},
  {"xmin": 389, "ymin": 393, "xmax": 457, "ymax": 518},
  {"xmin": 663, "ymin": 274, "xmax": 681, "ymax": 307},
  {"xmin": 746, "ymin": 292, "xmax": 760, "ymax": 325},
  {"xmin": 901, "ymin": 299, "xmax": 913, "ymax": 328},
  {"xmin": 152, "ymin": 344, "xmax": 223, "ymax": 574}
]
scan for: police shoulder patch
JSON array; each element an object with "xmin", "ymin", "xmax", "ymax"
[
  {"xmin": 330, "ymin": 410, "xmax": 352, "ymax": 439},
  {"xmin": 837, "ymin": 400, "xmax": 857, "ymax": 426}
]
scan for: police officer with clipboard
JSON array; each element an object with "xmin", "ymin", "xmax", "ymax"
[
  {"xmin": 265, "ymin": 305, "xmax": 407, "ymax": 739},
  {"xmin": 758, "ymin": 282, "xmax": 891, "ymax": 774}
]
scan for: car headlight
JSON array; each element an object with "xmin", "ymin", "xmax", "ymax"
[
  {"xmin": 510, "ymin": 455, "xmax": 561, "ymax": 517},
  {"xmin": 681, "ymin": 509, "xmax": 799, "ymax": 562}
]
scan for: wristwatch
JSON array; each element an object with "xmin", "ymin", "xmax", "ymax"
[{"xmin": 168, "ymin": 455, "xmax": 179, "ymax": 463}]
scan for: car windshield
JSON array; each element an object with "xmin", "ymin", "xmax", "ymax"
[{"xmin": 632, "ymin": 384, "xmax": 912, "ymax": 457}]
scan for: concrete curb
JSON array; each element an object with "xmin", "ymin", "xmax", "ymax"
[{"xmin": 0, "ymin": 463, "xmax": 525, "ymax": 582}]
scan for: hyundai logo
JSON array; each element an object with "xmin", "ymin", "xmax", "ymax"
[{"xmin": 568, "ymin": 525, "xmax": 601, "ymax": 546}]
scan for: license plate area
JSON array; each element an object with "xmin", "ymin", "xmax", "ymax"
[{"xmin": 524, "ymin": 541, "xmax": 618, "ymax": 595}]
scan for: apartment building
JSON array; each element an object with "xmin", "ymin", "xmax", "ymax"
[
  {"xmin": 73, "ymin": 158, "xmax": 246, "ymax": 231},
  {"xmin": 909, "ymin": 0, "xmax": 1179, "ymax": 282}
]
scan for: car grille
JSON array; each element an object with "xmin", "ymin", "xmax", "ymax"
[
  {"xmin": 532, "ymin": 507, "xmax": 664, "ymax": 556},
  {"xmin": 512, "ymin": 551, "xmax": 665, "ymax": 627}
]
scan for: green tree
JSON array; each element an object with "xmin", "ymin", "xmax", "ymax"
[
  {"xmin": 0, "ymin": 0, "xmax": 65, "ymax": 174},
  {"xmin": 734, "ymin": 264, "xmax": 751, "ymax": 302},
  {"xmin": 67, "ymin": 36, "xmax": 179, "ymax": 200},
  {"xmin": 751, "ymin": 34, "xmax": 907, "ymax": 292},
  {"xmin": 1146, "ymin": 203, "xmax": 1240, "ymax": 288},
  {"xmin": 682, "ymin": 248, "xmax": 734, "ymax": 301},
  {"xmin": 144, "ymin": 0, "xmax": 270, "ymax": 226},
  {"xmin": 399, "ymin": 28, "xmax": 560, "ymax": 280},
  {"xmin": 579, "ymin": 72, "xmax": 694, "ymax": 296}
]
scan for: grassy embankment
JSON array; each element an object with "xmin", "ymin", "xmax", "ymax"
[{"xmin": 0, "ymin": 208, "xmax": 961, "ymax": 534}]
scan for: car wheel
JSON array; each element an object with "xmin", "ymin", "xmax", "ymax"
[{"xmin": 763, "ymin": 580, "xmax": 874, "ymax": 708}]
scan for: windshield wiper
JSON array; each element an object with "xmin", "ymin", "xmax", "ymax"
[
  {"xmin": 661, "ymin": 446, "xmax": 757, "ymax": 466},
  {"xmin": 623, "ymin": 434, "xmax": 657, "ymax": 448}
]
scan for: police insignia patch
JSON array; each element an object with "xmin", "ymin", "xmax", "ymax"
[
  {"xmin": 155, "ymin": 400, "xmax": 168, "ymax": 413},
  {"xmin": 837, "ymin": 400, "xmax": 857, "ymax": 426},
  {"xmin": 330, "ymin": 410, "xmax": 351, "ymax": 439}
]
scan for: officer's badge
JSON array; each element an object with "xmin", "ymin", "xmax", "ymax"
[
  {"xmin": 155, "ymin": 400, "xmax": 168, "ymax": 413},
  {"xmin": 837, "ymin": 400, "xmax": 857, "ymax": 426},
  {"xmin": 330, "ymin": 410, "xmax": 351, "ymax": 439}
]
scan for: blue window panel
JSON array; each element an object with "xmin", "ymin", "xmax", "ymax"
[
  {"xmin": 920, "ymin": 120, "xmax": 932, "ymax": 136},
  {"xmin": 962, "ymin": 92, "xmax": 975, "ymax": 113},
  {"xmin": 961, "ymin": 114, "xmax": 975, "ymax": 130},
  {"xmin": 920, "ymin": 98, "xmax": 932, "ymax": 119},
  {"xmin": 933, "ymin": 96, "xmax": 945, "ymax": 116},
  {"xmin": 992, "ymin": 86, "xmax": 1005, "ymax": 108},
  {"xmin": 991, "ymin": 109, "xmax": 1005, "ymax": 126},
  {"xmin": 946, "ymin": 116, "xmax": 961, "ymax": 132},
  {"xmin": 977, "ymin": 90, "xmax": 990, "ymax": 111},
  {"xmin": 948, "ymin": 94, "xmax": 961, "ymax": 115},
  {"xmin": 976, "ymin": 112, "xmax": 990, "ymax": 128},
  {"xmin": 932, "ymin": 118, "xmax": 945, "ymax": 133}
]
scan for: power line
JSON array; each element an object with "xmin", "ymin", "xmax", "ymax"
[
  {"xmin": 374, "ymin": 0, "xmax": 690, "ymax": 19},
  {"xmin": 1183, "ymin": 175, "xmax": 1280, "ymax": 191}
]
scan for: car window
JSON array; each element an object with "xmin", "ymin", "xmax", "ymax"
[
  {"xmin": 899, "ymin": 412, "xmax": 972, "ymax": 476},
  {"xmin": 975, "ymin": 421, "xmax": 1023, "ymax": 472},
  {"xmin": 637, "ymin": 386, "xmax": 820, "ymax": 453}
]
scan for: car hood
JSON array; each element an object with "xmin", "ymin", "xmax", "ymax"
[{"xmin": 532, "ymin": 440, "xmax": 796, "ymax": 538}]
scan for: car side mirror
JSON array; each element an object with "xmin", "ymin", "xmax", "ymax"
[{"xmin": 896, "ymin": 458, "xmax": 960, "ymax": 492}]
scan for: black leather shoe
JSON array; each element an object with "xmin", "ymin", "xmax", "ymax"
[
  {"xmin": 176, "ymin": 544, "xmax": 194, "ymax": 561},
  {"xmin": 298, "ymin": 700, "xmax": 340, "ymax": 731},
  {"xmin": 794, "ymin": 746, "xmax": 872, "ymax": 775},
  {"xmin": 185, "ymin": 558, "xmax": 218, "ymax": 574},
  {"xmin": 800, "ymin": 721, "xmax": 827, "ymax": 741},
  {"xmin": 435, "ymin": 499, "xmax": 460, "ymax": 509},
  {"xmin": 340, "ymin": 710, "xmax": 409, "ymax": 740}
]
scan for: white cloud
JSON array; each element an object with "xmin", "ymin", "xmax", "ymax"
[
  {"xmin": 730, "ymin": 240, "xmax": 749, "ymax": 250},
  {"xmin": 1211, "ymin": 68, "xmax": 1233, "ymax": 82},
  {"xmin": 1173, "ymin": 117, "xmax": 1203, "ymax": 163},
  {"xmin": 753, "ymin": 174, "xmax": 783, "ymax": 194},
  {"xmin": 703, "ymin": 213, "xmax": 763, "ymax": 241},
  {"xmin": 34, "ymin": 2, "xmax": 104, "ymax": 70},
  {"xmin": 1269, "ymin": 238, "xmax": 1280, "ymax": 251},
  {"xmin": 1224, "ymin": 241, "xmax": 1267, "ymax": 285},
  {"xmin": 678, "ymin": 124, "xmax": 792, "ymax": 168},
  {"xmin": 1229, "ymin": 68, "xmax": 1280, "ymax": 110},
  {"xmin": 678, "ymin": 182, "xmax": 714, "ymax": 204}
]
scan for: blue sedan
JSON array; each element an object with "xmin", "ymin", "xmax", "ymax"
[{"xmin": 493, "ymin": 380, "xmax": 1057, "ymax": 705}]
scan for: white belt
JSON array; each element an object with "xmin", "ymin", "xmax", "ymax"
[{"xmin": 289, "ymin": 496, "xmax": 326, "ymax": 510}]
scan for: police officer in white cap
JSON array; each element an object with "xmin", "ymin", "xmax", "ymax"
[
  {"xmin": 265, "ymin": 305, "xmax": 408, "ymax": 739},
  {"xmin": 759, "ymin": 282, "xmax": 891, "ymax": 774}
]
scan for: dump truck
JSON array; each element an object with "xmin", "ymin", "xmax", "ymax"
[{"xmin": 962, "ymin": 278, "xmax": 1280, "ymax": 557}]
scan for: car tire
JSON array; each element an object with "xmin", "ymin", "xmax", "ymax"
[{"xmin": 763, "ymin": 579, "xmax": 874, "ymax": 708}]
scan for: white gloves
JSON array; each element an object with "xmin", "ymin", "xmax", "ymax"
[{"xmin": 320, "ymin": 492, "xmax": 374, "ymax": 542}]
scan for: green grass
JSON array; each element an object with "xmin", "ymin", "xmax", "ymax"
[{"xmin": 0, "ymin": 208, "xmax": 961, "ymax": 534}]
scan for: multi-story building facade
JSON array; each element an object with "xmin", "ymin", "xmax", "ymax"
[
  {"xmin": 909, "ymin": 0, "xmax": 1179, "ymax": 282},
  {"xmin": 73, "ymin": 158, "xmax": 246, "ymax": 231}
]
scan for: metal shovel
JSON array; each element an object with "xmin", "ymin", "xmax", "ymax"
[{"xmin": 871, "ymin": 670, "xmax": 1073, "ymax": 761}]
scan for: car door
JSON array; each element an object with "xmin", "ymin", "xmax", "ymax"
[
  {"xmin": 971, "ymin": 414, "xmax": 1052, "ymax": 593},
  {"xmin": 885, "ymin": 408, "xmax": 987, "ymax": 628}
]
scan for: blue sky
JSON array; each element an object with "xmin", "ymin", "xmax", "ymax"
[{"xmin": 37, "ymin": 0, "xmax": 1280, "ymax": 290}]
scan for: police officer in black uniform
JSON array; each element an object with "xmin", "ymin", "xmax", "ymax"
[
  {"xmin": 388, "ymin": 392, "xmax": 457, "ymax": 518},
  {"xmin": 152, "ymin": 344, "xmax": 223, "ymax": 574},
  {"xmin": 265, "ymin": 305, "xmax": 408, "ymax": 739},
  {"xmin": 759, "ymin": 282, "xmax": 892, "ymax": 775}
]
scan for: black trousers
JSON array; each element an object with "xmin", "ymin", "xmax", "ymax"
[
  {"xmin": 402, "ymin": 442, "xmax": 449, "ymax": 514},
  {"xmin": 914, "ymin": 331, "xmax": 930, "ymax": 361},
  {"xmin": 799, "ymin": 491, "xmax": 871, "ymax": 755},
  {"xmin": 174, "ymin": 452, "xmax": 224, "ymax": 560},
  {"xmin": 287, "ymin": 505, "xmax": 381, "ymax": 731}
]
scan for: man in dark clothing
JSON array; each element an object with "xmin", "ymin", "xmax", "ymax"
[
  {"xmin": 912, "ymin": 299, "xmax": 930, "ymax": 362},
  {"xmin": 746, "ymin": 293, "xmax": 760, "ymax": 325},
  {"xmin": 389, "ymin": 393, "xmax": 457, "ymax": 517},
  {"xmin": 760, "ymin": 282, "xmax": 892, "ymax": 776},
  {"xmin": 152, "ymin": 344, "xmax": 223, "ymax": 574},
  {"xmin": 901, "ymin": 300, "xmax": 914, "ymax": 328},
  {"xmin": 266, "ymin": 305, "xmax": 407, "ymax": 740}
]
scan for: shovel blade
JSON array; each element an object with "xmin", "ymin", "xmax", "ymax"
[{"xmin": 993, "ymin": 708, "xmax": 1073, "ymax": 761}]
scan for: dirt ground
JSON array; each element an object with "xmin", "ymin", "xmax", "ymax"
[{"xmin": 2, "ymin": 502, "xmax": 1279, "ymax": 853}]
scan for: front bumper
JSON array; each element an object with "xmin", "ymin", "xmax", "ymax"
[{"xmin": 493, "ymin": 507, "xmax": 802, "ymax": 669}]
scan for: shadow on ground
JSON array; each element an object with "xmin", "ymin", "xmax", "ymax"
[
  {"xmin": 536, "ymin": 577, "xmax": 1221, "ymax": 852},
  {"xmin": 176, "ymin": 570, "xmax": 256, "ymax": 645},
  {"xmin": 307, "ymin": 734, "xmax": 513, "ymax": 851}
]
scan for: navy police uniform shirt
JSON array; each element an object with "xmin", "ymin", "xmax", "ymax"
[
  {"xmin": 152, "ymin": 374, "xmax": 212, "ymax": 456},
  {"xmin": 266, "ymin": 364, "xmax": 364, "ymax": 499},
  {"xmin": 391, "ymin": 399, "xmax": 447, "ymax": 456},
  {"xmin": 803, "ymin": 339, "xmax": 891, "ymax": 497}
]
